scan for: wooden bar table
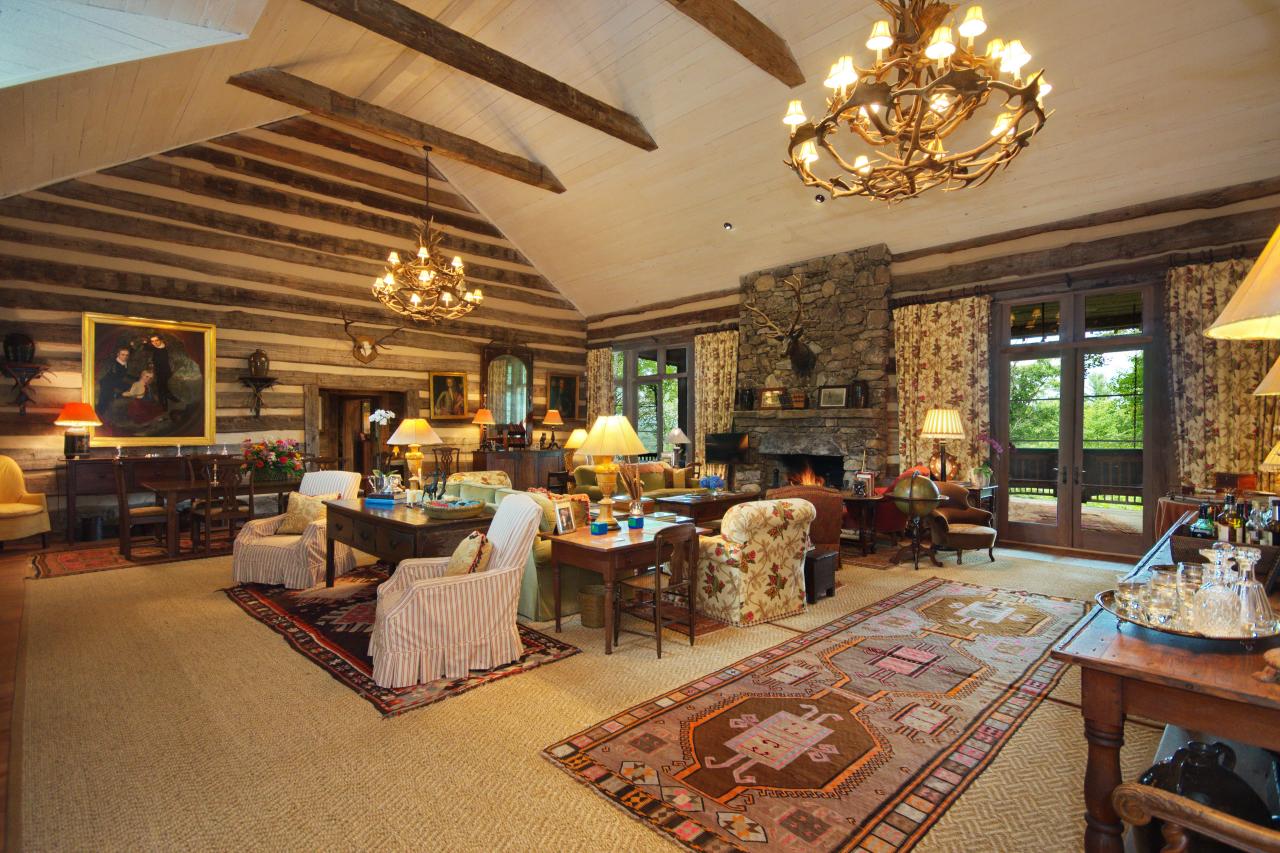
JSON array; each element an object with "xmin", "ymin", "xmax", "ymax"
[
  {"xmin": 1051, "ymin": 514, "xmax": 1280, "ymax": 852},
  {"xmin": 552, "ymin": 520, "xmax": 705, "ymax": 654}
]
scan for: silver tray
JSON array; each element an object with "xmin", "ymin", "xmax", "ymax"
[{"xmin": 1095, "ymin": 590, "xmax": 1280, "ymax": 643}]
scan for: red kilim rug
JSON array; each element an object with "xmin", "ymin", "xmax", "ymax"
[
  {"xmin": 31, "ymin": 530, "xmax": 235, "ymax": 578},
  {"xmin": 544, "ymin": 577, "xmax": 1083, "ymax": 852},
  {"xmin": 226, "ymin": 568, "xmax": 580, "ymax": 717}
]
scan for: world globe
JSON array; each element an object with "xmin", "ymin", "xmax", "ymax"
[{"xmin": 891, "ymin": 471, "xmax": 942, "ymax": 520}]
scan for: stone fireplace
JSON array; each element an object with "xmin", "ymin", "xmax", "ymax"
[{"xmin": 732, "ymin": 243, "xmax": 895, "ymax": 490}]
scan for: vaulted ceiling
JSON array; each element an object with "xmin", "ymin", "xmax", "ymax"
[{"xmin": 2, "ymin": 0, "xmax": 1278, "ymax": 316}]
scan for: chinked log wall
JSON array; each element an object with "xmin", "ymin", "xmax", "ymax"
[{"xmin": 0, "ymin": 115, "xmax": 587, "ymax": 523}]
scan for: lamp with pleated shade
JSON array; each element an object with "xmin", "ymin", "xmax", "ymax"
[
  {"xmin": 542, "ymin": 408, "xmax": 564, "ymax": 448},
  {"xmin": 471, "ymin": 407, "xmax": 496, "ymax": 450},
  {"xmin": 386, "ymin": 417, "xmax": 442, "ymax": 483},
  {"xmin": 577, "ymin": 415, "xmax": 648, "ymax": 526},
  {"xmin": 1260, "ymin": 441, "xmax": 1280, "ymax": 473},
  {"xmin": 1205, "ymin": 225, "xmax": 1280, "ymax": 340},
  {"xmin": 1255, "ymin": 358, "xmax": 1280, "ymax": 396},
  {"xmin": 920, "ymin": 407, "xmax": 966, "ymax": 482},
  {"xmin": 54, "ymin": 402, "xmax": 101, "ymax": 458},
  {"xmin": 563, "ymin": 427, "xmax": 589, "ymax": 469}
]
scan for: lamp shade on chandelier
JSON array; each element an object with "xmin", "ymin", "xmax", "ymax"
[
  {"xmin": 372, "ymin": 147, "xmax": 483, "ymax": 323},
  {"xmin": 783, "ymin": 1, "xmax": 1050, "ymax": 203}
]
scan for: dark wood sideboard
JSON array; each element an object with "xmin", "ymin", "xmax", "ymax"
[
  {"xmin": 64, "ymin": 456, "xmax": 189, "ymax": 542},
  {"xmin": 471, "ymin": 449, "xmax": 564, "ymax": 491}
]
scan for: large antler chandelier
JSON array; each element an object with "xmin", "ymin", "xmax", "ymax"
[
  {"xmin": 372, "ymin": 147, "xmax": 483, "ymax": 323},
  {"xmin": 783, "ymin": 1, "xmax": 1050, "ymax": 203}
]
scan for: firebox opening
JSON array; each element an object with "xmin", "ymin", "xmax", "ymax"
[{"xmin": 770, "ymin": 454, "xmax": 844, "ymax": 490}]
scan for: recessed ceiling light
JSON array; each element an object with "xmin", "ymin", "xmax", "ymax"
[
  {"xmin": 723, "ymin": 222, "xmax": 734, "ymax": 231},
  {"xmin": 814, "ymin": 193, "xmax": 826, "ymax": 204}
]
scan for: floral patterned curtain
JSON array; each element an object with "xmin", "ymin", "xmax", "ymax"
[
  {"xmin": 1166, "ymin": 260, "xmax": 1278, "ymax": 490},
  {"xmin": 694, "ymin": 330, "xmax": 738, "ymax": 477},
  {"xmin": 893, "ymin": 295, "xmax": 992, "ymax": 475},
  {"xmin": 585, "ymin": 347, "xmax": 614, "ymax": 427}
]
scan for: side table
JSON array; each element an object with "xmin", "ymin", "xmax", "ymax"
[{"xmin": 804, "ymin": 549, "xmax": 838, "ymax": 603}]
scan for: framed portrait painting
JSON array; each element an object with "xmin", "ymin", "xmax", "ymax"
[
  {"xmin": 429, "ymin": 372, "xmax": 469, "ymax": 419},
  {"xmin": 83, "ymin": 312, "xmax": 216, "ymax": 446},
  {"xmin": 547, "ymin": 373, "xmax": 581, "ymax": 421}
]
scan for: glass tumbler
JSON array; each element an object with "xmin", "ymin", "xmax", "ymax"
[{"xmin": 1141, "ymin": 581, "xmax": 1178, "ymax": 627}]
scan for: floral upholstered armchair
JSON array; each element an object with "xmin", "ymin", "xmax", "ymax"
[{"xmin": 698, "ymin": 498, "xmax": 816, "ymax": 627}]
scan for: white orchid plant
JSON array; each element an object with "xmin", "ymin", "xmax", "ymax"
[{"xmin": 368, "ymin": 409, "xmax": 397, "ymax": 426}]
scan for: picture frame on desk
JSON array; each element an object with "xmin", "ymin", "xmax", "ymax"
[{"xmin": 554, "ymin": 504, "xmax": 577, "ymax": 535}]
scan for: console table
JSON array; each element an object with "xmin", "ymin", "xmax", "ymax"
[
  {"xmin": 471, "ymin": 448, "xmax": 565, "ymax": 490},
  {"xmin": 323, "ymin": 499, "xmax": 495, "ymax": 586}
]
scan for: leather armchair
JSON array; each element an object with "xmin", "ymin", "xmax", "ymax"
[
  {"xmin": 928, "ymin": 481, "xmax": 996, "ymax": 563},
  {"xmin": 766, "ymin": 484, "xmax": 844, "ymax": 553}
]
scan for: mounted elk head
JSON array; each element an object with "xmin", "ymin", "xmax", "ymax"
[
  {"xmin": 341, "ymin": 314, "xmax": 403, "ymax": 364},
  {"xmin": 743, "ymin": 274, "xmax": 816, "ymax": 375}
]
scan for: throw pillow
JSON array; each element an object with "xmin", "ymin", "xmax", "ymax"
[
  {"xmin": 277, "ymin": 491, "xmax": 340, "ymax": 534},
  {"xmin": 671, "ymin": 467, "xmax": 692, "ymax": 489},
  {"xmin": 445, "ymin": 531, "xmax": 493, "ymax": 576},
  {"xmin": 523, "ymin": 489, "xmax": 558, "ymax": 533},
  {"xmin": 639, "ymin": 471, "xmax": 667, "ymax": 492}
]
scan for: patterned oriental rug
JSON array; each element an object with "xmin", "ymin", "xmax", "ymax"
[
  {"xmin": 31, "ymin": 530, "xmax": 235, "ymax": 578},
  {"xmin": 544, "ymin": 577, "xmax": 1084, "ymax": 852},
  {"xmin": 226, "ymin": 568, "xmax": 580, "ymax": 717}
]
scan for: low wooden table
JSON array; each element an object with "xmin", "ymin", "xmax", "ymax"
[
  {"xmin": 1051, "ymin": 513, "xmax": 1280, "ymax": 852},
  {"xmin": 323, "ymin": 499, "xmax": 494, "ymax": 587},
  {"xmin": 653, "ymin": 491, "xmax": 755, "ymax": 524},
  {"xmin": 804, "ymin": 548, "xmax": 838, "ymax": 603},
  {"xmin": 138, "ymin": 477, "xmax": 301, "ymax": 559},
  {"xmin": 552, "ymin": 520, "xmax": 707, "ymax": 654},
  {"xmin": 839, "ymin": 492, "xmax": 884, "ymax": 555}
]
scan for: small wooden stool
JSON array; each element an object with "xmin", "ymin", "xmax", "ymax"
[{"xmin": 804, "ymin": 548, "xmax": 838, "ymax": 604}]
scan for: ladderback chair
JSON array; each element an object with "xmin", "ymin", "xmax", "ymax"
[
  {"xmin": 232, "ymin": 470, "xmax": 361, "ymax": 588},
  {"xmin": 369, "ymin": 493, "xmax": 542, "ymax": 687},
  {"xmin": 615, "ymin": 522, "xmax": 700, "ymax": 657},
  {"xmin": 698, "ymin": 498, "xmax": 816, "ymax": 626},
  {"xmin": 0, "ymin": 454, "xmax": 51, "ymax": 549},
  {"xmin": 766, "ymin": 484, "xmax": 845, "ymax": 554},
  {"xmin": 928, "ymin": 481, "xmax": 997, "ymax": 563},
  {"xmin": 192, "ymin": 458, "xmax": 254, "ymax": 551},
  {"xmin": 114, "ymin": 459, "xmax": 168, "ymax": 560}
]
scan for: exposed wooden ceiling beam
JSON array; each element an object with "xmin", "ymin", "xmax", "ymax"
[
  {"xmin": 299, "ymin": 0, "xmax": 657, "ymax": 151},
  {"xmin": 666, "ymin": 0, "xmax": 803, "ymax": 87},
  {"xmin": 226, "ymin": 68, "xmax": 566, "ymax": 193}
]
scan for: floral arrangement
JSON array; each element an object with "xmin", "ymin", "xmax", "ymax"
[
  {"xmin": 974, "ymin": 432, "xmax": 1005, "ymax": 478},
  {"xmin": 699, "ymin": 474, "xmax": 726, "ymax": 492},
  {"xmin": 241, "ymin": 437, "xmax": 305, "ymax": 479},
  {"xmin": 368, "ymin": 409, "xmax": 396, "ymax": 426}
]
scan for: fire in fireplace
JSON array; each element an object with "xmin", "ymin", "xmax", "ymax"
[{"xmin": 769, "ymin": 454, "xmax": 844, "ymax": 489}]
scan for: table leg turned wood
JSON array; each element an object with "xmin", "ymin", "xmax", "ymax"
[
  {"xmin": 553, "ymin": 557, "xmax": 562, "ymax": 633},
  {"xmin": 1081, "ymin": 669, "xmax": 1126, "ymax": 853},
  {"xmin": 165, "ymin": 491, "xmax": 179, "ymax": 559},
  {"xmin": 325, "ymin": 534, "xmax": 336, "ymax": 588},
  {"xmin": 603, "ymin": 572, "xmax": 614, "ymax": 655}
]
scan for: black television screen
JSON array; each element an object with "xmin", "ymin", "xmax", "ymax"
[{"xmin": 704, "ymin": 432, "xmax": 749, "ymax": 464}]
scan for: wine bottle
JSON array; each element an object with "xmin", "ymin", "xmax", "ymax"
[
  {"xmin": 1235, "ymin": 498, "xmax": 1251, "ymax": 545},
  {"xmin": 1188, "ymin": 502, "xmax": 1216, "ymax": 539},
  {"xmin": 1267, "ymin": 497, "xmax": 1280, "ymax": 547},
  {"xmin": 1216, "ymin": 494, "xmax": 1236, "ymax": 542}
]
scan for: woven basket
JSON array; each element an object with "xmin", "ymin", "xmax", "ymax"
[
  {"xmin": 579, "ymin": 585, "xmax": 606, "ymax": 629},
  {"xmin": 421, "ymin": 501, "xmax": 485, "ymax": 520}
]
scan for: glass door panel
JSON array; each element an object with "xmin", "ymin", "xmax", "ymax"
[
  {"xmin": 1007, "ymin": 356, "xmax": 1063, "ymax": 539},
  {"xmin": 1076, "ymin": 349, "xmax": 1145, "ymax": 550},
  {"xmin": 635, "ymin": 382, "xmax": 660, "ymax": 453}
]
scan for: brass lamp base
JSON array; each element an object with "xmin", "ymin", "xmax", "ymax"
[
  {"xmin": 404, "ymin": 444, "xmax": 424, "ymax": 485},
  {"xmin": 595, "ymin": 456, "xmax": 618, "ymax": 527}
]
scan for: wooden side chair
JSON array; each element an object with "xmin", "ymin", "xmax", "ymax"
[
  {"xmin": 191, "ymin": 458, "xmax": 254, "ymax": 551},
  {"xmin": 546, "ymin": 470, "xmax": 571, "ymax": 494},
  {"xmin": 614, "ymin": 523, "xmax": 700, "ymax": 658},
  {"xmin": 115, "ymin": 460, "xmax": 168, "ymax": 560},
  {"xmin": 432, "ymin": 446, "xmax": 460, "ymax": 480}
]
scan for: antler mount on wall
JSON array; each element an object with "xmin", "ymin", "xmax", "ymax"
[{"xmin": 743, "ymin": 273, "xmax": 817, "ymax": 375}]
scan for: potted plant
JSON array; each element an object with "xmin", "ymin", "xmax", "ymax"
[
  {"xmin": 973, "ymin": 433, "xmax": 1004, "ymax": 487},
  {"xmin": 241, "ymin": 437, "xmax": 305, "ymax": 481}
]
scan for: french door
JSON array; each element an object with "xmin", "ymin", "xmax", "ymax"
[{"xmin": 996, "ymin": 287, "xmax": 1155, "ymax": 555}]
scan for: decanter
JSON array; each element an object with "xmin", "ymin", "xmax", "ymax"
[
  {"xmin": 1192, "ymin": 547, "xmax": 1241, "ymax": 637},
  {"xmin": 1233, "ymin": 550, "xmax": 1275, "ymax": 636}
]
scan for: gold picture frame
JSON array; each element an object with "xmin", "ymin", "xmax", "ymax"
[
  {"xmin": 429, "ymin": 371, "xmax": 470, "ymax": 419},
  {"xmin": 82, "ymin": 312, "xmax": 216, "ymax": 447}
]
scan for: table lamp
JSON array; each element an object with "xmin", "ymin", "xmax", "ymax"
[
  {"xmin": 472, "ymin": 407, "xmax": 496, "ymax": 450},
  {"xmin": 542, "ymin": 408, "xmax": 564, "ymax": 448},
  {"xmin": 920, "ymin": 407, "xmax": 965, "ymax": 482},
  {"xmin": 1255, "ymin": 358, "xmax": 1280, "ymax": 396},
  {"xmin": 386, "ymin": 417, "xmax": 442, "ymax": 485},
  {"xmin": 667, "ymin": 426, "xmax": 690, "ymax": 467},
  {"xmin": 563, "ymin": 427, "xmax": 589, "ymax": 470},
  {"xmin": 1205, "ymin": 224, "xmax": 1280, "ymax": 340},
  {"xmin": 577, "ymin": 415, "xmax": 648, "ymax": 527},
  {"xmin": 1261, "ymin": 441, "xmax": 1280, "ymax": 473},
  {"xmin": 55, "ymin": 402, "xmax": 101, "ymax": 458}
]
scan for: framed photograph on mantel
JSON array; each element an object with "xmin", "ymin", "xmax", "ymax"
[
  {"xmin": 547, "ymin": 373, "xmax": 581, "ymax": 421},
  {"xmin": 758, "ymin": 388, "xmax": 785, "ymax": 410},
  {"xmin": 817, "ymin": 385, "xmax": 849, "ymax": 409},
  {"xmin": 429, "ymin": 372, "xmax": 470, "ymax": 420},
  {"xmin": 83, "ymin": 312, "xmax": 216, "ymax": 447}
]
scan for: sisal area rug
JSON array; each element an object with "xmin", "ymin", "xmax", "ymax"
[
  {"xmin": 226, "ymin": 568, "xmax": 580, "ymax": 717},
  {"xmin": 544, "ymin": 577, "xmax": 1084, "ymax": 852},
  {"xmin": 31, "ymin": 530, "xmax": 234, "ymax": 578}
]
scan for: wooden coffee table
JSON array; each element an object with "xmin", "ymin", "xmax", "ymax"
[
  {"xmin": 323, "ymin": 499, "xmax": 494, "ymax": 586},
  {"xmin": 653, "ymin": 491, "xmax": 755, "ymax": 524}
]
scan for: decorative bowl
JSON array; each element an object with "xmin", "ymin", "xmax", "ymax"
[{"xmin": 420, "ymin": 499, "xmax": 484, "ymax": 520}]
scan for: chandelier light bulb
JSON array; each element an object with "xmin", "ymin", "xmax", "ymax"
[
  {"xmin": 990, "ymin": 111, "xmax": 1015, "ymax": 137},
  {"xmin": 383, "ymin": 273, "xmax": 394, "ymax": 285},
  {"xmin": 441, "ymin": 292, "xmax": 452, "ymax": 304},
  {"xmin": 823, "ymin": 56, "xmax": 856, "ymax": 90},
  {"xmin": 925, "ymin": 26, "xmax": 955, "ymax": 61},
  {"xmin": 783, "ymin": 99, "xmax": 807, "ymax": 127},
  {"xmin": 853, "ymin": 155, "xmax": 872, "ymax": 175},
  {"xmin": 866, "ymin": 20, "xmax": 894, "ymax": 52},
  {"xmin": 1000, "ymin": 39, "xmax": 1030, "ymax": 76},
  {"xmin": 410, "ymin": 292, "xmax": 421, "ymax": 304},
  {"xmin": 958, "ymin": 7, "xmax": 987, "ymax": 41},
  {"xmin": 985, "ymin": 37, "xmax": 1005, "ymax": 60},
  {"xmin": 1037, "ymin": 77, "xmax": 1052, "ymax": 100},
  {"xmin": 930, "ymin": 93, "xmax": 952, "ymax": 112},
  {"xmin": 387, "ymin": 250, "xmax": 400, "ymax": 264},
  {"xmin": 451, "ymin": 256, "xmax": 464, "ymax": 269},
  {"xmin": 796, "ymin": 140, "xmax": 819, "ymax": 166},
  {"xmin": 417, "ymin": 245, "xmax": 428, "ymax": 259}
]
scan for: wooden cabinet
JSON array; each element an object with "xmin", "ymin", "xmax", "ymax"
[{"xmin": 470, "ymin": 449, "xmax": 564, "ymax": 491}]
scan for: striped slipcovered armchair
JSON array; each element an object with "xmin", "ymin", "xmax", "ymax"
[
  {"xmin": 369, "ymin": 493, "xmax": 541, "ymax": 687},
  {"xmin": 232, "ymin": 470, "xmax": 362, "ymax": 588},
  {"xmin": 698, "ymin": 498, "xmax": 815, "ymax": 627}
]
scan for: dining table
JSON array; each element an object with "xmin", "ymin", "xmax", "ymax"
[{"xmin": 137, "ymin": 477, "xmax": 302, "ymax": 558}]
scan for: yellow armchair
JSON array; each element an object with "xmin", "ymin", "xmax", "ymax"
[{"xmin": 0, "ymin": 455, "xmax": 51, "ymax": 548}]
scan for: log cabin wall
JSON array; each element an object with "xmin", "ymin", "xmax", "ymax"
[
  {"xmin": 0, "ymin": 115, "xmax": 587, "ymax": 524},
  {"xmin": 585, "ymin": 288, "xmax": 740, "ymax": 348}
]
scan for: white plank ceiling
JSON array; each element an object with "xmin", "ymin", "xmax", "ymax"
[{"xmin": 1, "ymin": 0, "xmax": 1278, "ymax": 315}]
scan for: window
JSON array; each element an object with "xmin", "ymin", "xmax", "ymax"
[{"xmin": 612, "ymin": 345, "xmax": 692, "ymax": 454}]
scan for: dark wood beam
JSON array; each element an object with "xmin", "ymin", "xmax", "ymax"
[
  {"xmin": 262, "ymin": 117, "xmax": 449, "ymax": 185},
  {"xmin": 586, "ymin": 286, "xmax": 739, "ymax": 324},
  {"xmin": 586, "ymin": 304, "xmax": 741, "ymax": 344},
  {"xmin": 299, "ymin": 0, "xmax": 657, "ymax": 151},
  {"xmin": 227, "ymin": 68, "xmax": 566, "ymax": 193},
  {"xmin": 665, "ymin": 0, "xmax": 804, "ymax": 87}
]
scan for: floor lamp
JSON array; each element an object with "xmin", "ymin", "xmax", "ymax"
[{"xmin": 920, "ymin": 407, "xmax": 965, "ymax": 482}]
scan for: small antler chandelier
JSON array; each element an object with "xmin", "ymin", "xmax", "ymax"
[
  {"xmin": 372, "ymin": 147, "xmax": 483, "ymax": 323},
  {"xmin": 783, "ymin": 1, "xmax": 1050, "ymax": 203}
]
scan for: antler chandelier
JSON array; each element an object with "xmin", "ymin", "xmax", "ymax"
[
  {"xmin": 372, "ymin": 147, "xmax": 483, "ymax": 323},
  {"xmin": 783, "ymin": 1, "xmax": 1050, "ymax": 203}
]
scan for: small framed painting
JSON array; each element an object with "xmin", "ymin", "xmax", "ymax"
[
  {"xmin": 547, "ymin": 373, "xmax": 581, "ymax": 420},
  {"xmin": 429, "ymin": 372, "xmax": 469, "ymax": 419},
  {"xmin": 758, "ymin": 387, "xmax": 785, "ymax": 410},
  {"xmin": 555, "ymin": 503, "xmax": 577, "ymax": 534},
  {"xmin": 83, "ymin": 312, "xmax": 216, "ymax": 446},
  {"xmin": 817, "ymin": 385, "xmax": 848, "ymax": 409}
]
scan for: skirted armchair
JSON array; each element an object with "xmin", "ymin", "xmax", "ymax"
[
  {"xmin": 369, "ymin": 493, "xmax": 542, "ymax": 687},
  {"xmin": 0, "ymin": 455, "xmax": 50, "ymax": 548},
  {"xmin": 698, "ymin": 498, "xmax": 815, "ymax": 627},
  {"xmin": 232, "ymin": 471, "xmax": 362, "ymax": 588},
  {"xmin": 928, "ymin": 481, "xmax": 997, "ymax": 563},
  {"xmin": 444, "ymin": 470, "xmax": 512, "ymax": 507}
]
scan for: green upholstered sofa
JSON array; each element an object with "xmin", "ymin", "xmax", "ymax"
[
  {"xmin": 494, "ymin": 487, "xmax": 596, "ymax": 621},
  {"xmin": 569, "ymin": 462, "xmax": 707, "ymax": 502},
  {"xmin": 444, "ymin": 470, "xmax": 512, "ymax": 508}
]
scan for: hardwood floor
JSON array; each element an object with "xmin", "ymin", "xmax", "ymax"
[{"xmin": 0, "ymin": 544, "xmax": 34, "ymax": 852}]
